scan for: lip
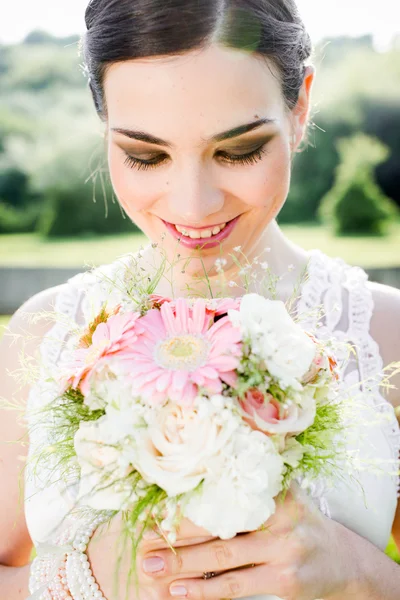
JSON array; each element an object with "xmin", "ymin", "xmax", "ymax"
[{"xmin": 161, "ymin": 216, "xmax": 241, "ymax": 249}]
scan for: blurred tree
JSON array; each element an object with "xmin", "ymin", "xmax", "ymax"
[
  {"xmin": 1, "ymin": 43, "xmax": 84, "ymax": 92},
  {"xmin": 1, "ymin": 31, "xmax": 400, "ymax": 233},
  {"xmin": 279, "ymin": 118, "xmax": 352, "ymax": 223},
  {"xmin": 0, "ymin": 167, "xmax": 30, "ymax": 207},
  {"xmin": 319, "ymin": 134, "xmax": 398, "ymax": 235},
  {"xmin": 23, "ymin": 30, "xmax": 80, "ymax": 46},
  {"xmin": 24, "ymin": 130, "xmax": 140, "ymax": 237},
  {"xmin": 362, "ymin": 99, "xmax": 400, "ymax": 210},
  {"xmin": 0, "ymin": 201, "xmax": 40, "ymax": 233},
  {"xmin": 314, "ymin": 35, "xmax": 374, "ymax": 67}
]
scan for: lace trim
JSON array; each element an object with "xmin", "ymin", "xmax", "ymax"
[
  {"xmin": 298, "ymin": 249, "xmax": 400, "ymax": 506},
  {"xmin": 41, "ymin": 284, "xmax": 82, "ymax": 369}
]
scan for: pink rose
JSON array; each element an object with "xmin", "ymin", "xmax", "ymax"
[
  {"xmin": 239, "ymin": 389, "xmax": 282, "ymax": 432},
  {"xmin": 239, "ymin": 387, "xmax": 316, "ymax": 436}
]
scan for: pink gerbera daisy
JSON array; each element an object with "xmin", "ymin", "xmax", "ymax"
[
  {"xmin": 127, "ymin": 298, "xmax": 242, "ymax": 406},
  {"xmin": 65, "ymin": 311, "xmax": 143, "ymax": 396}
]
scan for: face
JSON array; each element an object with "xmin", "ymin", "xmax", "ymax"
[{"xmin": 104, "ymin": 44, "xmax": 313, "ymax": 280}]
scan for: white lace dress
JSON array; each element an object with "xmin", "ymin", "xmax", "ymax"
[{"xmin": 24, "ymin": 249, "xmax": 400, "ymax": 600}]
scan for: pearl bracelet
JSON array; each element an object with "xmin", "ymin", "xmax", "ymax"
[
  {"xmin": 65, "ymin": 514, "xmax": 108, "ymax": 599},
  {"xmin": 29, "ymin": 513, "xmax": 111, "ymax": 600}
]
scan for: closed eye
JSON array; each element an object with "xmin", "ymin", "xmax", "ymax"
[{"xmin": 122, "ymin": 143, "xmax": 270, "ymax": 172}]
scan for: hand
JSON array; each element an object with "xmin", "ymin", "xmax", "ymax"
[
  {"xmin": 140, "ymin": 481, "xmax": 359, "ymax": 600},
  {"xmin": 87, "ymin": 512, "xmax": 219, "ymax": 600}
]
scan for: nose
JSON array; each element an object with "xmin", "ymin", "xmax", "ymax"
[{"xmin": 167, "ymin": 162, "xmax": 224, "ymax": 225}]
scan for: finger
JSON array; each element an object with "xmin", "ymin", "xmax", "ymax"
[
  {"xmin": 141, "ymin": 518, "xmax": 217, "ymax": 547},
  {"xmin": 168, "ymin": 563, "xmax": 297, "ymax": 600},
  {"xmin": 141, "ymin": 529, "xmax": 289, "ymax": 579}
]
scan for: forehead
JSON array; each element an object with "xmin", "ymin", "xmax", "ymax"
[{"xmin": 103, "ymin": 44, "xmax": 285, "ymax": 135}]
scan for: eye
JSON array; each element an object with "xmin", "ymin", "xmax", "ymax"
[
  {"xmin": 122, "ymin": 144, "xmax": 269, "ymax": 172},
  {"xmin": 123, "ymin": 151, "xmax": 168, "ymax": 171},
  {"xmin": 216, "ymin": 145, "xmax": 268, "ymax": 166}
]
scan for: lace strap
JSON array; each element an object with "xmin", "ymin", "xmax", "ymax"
[
  {"xmin": 298, "ymin": 250, "xmax": 400, "ymax": 502},
  {"xmin": 41, "ymin": 281, "xmax": 83, "ymax": 369},
  {"xmin": 345, "ymin": 261, "xmax": 400, "ymax": 500},
  {"xmin": 25, "ymin": 277, "xmax": 84, "ymax": 423}
]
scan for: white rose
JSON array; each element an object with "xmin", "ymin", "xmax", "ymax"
[
  {"xmin": 229, "ymin": 294, "xmax": 316, "ymax": 390},
  {"xmin": 74, "ymin": 412, "xmax": 139, "ymax": 510},
  {"xmin": 182, "ymin": 427, "xmax": 284, "ymax": 538},
  {"xmin": 132, "ymin": 398, "xmax": 240, "ymax": 497}
]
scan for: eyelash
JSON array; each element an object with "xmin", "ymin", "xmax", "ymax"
[{"xmin": 123, "ymin": 145, "xmax": 268, "ymax": 172}]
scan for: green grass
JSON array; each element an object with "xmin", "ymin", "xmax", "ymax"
[
  {"xmin": 0, "ymin": 232, "xmax": 148, "ymax": 268},
  {"xmin": 386, "ymin": 536, "xmax": 400, "ymax": 563},
  {"xmin": 0, "ymin": 315, "xmax": 10, "ymax": 334},
  {"xmin": 282, "ymin": 221, "xmax": 400, "ymax": 269},
  {"xmin": 0, "ymin": 221, "xmax": 399, "ymax": 268}
]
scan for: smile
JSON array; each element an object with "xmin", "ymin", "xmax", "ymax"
[{"xmin": 161, "ymin": 216, "xmax": 241, "ymax": 249}]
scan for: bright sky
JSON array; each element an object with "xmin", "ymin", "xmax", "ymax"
[{"xmin": 0, "ymin": 0, "xmax": 399, "ymax": 48}]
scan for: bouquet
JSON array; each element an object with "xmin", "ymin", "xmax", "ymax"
[
  {"xmin": 25, "ymin": 246, "xmax": 349, "ymax": 542},
  {"xmin": 21, "ymin": 247, "xmax": 395, "ymax": 596},
  {"xmin": 56, "ymin": 291, "xmax": 343, "ymax": 543}
]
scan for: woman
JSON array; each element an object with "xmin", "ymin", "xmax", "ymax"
[{"xmin": 1, "ymin": 1, "xmax": 400, "ymax": 599}]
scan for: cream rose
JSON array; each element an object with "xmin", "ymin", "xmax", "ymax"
[{"xmin": 132, "ymin": 398, "xmax": 240, "ymax": 497}]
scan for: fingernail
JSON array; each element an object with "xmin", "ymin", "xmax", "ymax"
[
  {"xmin": 170, "ymin": 585, "xmax": 188, "ymax": 597},
  {"xmin": 142, "ymin": 556, "xmax": 165, "ymax": 573}
]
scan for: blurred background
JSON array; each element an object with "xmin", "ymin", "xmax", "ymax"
[
  {"xmin": 0, "ymin": 0, "xmax": 399, "ymax": 561},
  {"xmin": 1, "ymin": 0, "xmax": 400, "ymax": 317}
]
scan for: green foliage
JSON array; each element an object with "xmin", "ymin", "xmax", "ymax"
[
  {"xmin": 23, "ymin": 30, "xmax": 80, "ymax": 47},
  {"xmin": 0, "ymin": 167, "xmax": 30, "ymax": 207},
  {"xmin": 1, "ymin": 32, "xmax": 400, "ymax": 235},
  {"xmin": 38, "ymin": 181, "xmax": 138, "ymax": 238},
  {"xmin": 279, "ymin": 120, "xmax": 348, "ymax": 223},
  {"xmin": 0, "ymin": 201, "xmax": 40, "ymax": 234},
  {"xmin": 280, "ymin": 40, "xmax": 400, "ymax": 224},
  {"xmin": 319, "ymin": 134, "xmax": 399, "ymax": 235},
  {"xmin": 28, "ymin": 134, "xmax": 139, "ymax": 237},
  {"xmin": 0, "ymin": 43, "xmax": 84, "ymax": 92}
]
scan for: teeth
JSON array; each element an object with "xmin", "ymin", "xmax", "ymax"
[{"xmin": 175, "ymin": 223, "xmax": 227, "ymax": 239}]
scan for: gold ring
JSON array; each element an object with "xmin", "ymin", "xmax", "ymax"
[{"xmin": 202, "ymin": 571, "xmax": 217, "ymax": 580}]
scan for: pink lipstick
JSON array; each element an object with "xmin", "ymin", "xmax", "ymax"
[{"xmin": 161, "ymin": 216, "xmax": 240, "ymax": 249}]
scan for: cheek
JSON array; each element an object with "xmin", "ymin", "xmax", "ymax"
[
  {"xmin": 224, "ymin": 143, "xmax": 291, "ymax": 211},
  {"xmin": 108, "ymin": 147, "xmax": 160, "ymax": 216}
]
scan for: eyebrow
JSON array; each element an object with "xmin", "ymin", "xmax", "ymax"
[{"xmin": 111, "ymin": 118, "xmax": 276, "ymax": 148}]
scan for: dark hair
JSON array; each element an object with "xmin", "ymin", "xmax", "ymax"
[{"xmin": 81, "ymin": 0, "xmax": 313, "ymax": 120}]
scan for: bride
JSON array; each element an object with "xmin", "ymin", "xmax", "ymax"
[{"xmin": 1, "ymin": 1, "xmax": 400, "ymax": 599}]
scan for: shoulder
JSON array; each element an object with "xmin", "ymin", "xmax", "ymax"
[
  {"xmin": 367, "ymin": 281, "xmax": 400, "ymax": 410},
  {"xmin": 0, "ymin": 285, "xmax": 70, "ymax": 423},
  {"xmin": 1, "ymin": 282, "xmax": 80, "ymax": 368},
  {"xmin": 5, "ymin": 284, "xmax": 69, "ymax": 340}
]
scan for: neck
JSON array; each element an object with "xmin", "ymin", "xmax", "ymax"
[{"xmin": 142, "ymin": 220, "xmax": 311, "ymax": 300}]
